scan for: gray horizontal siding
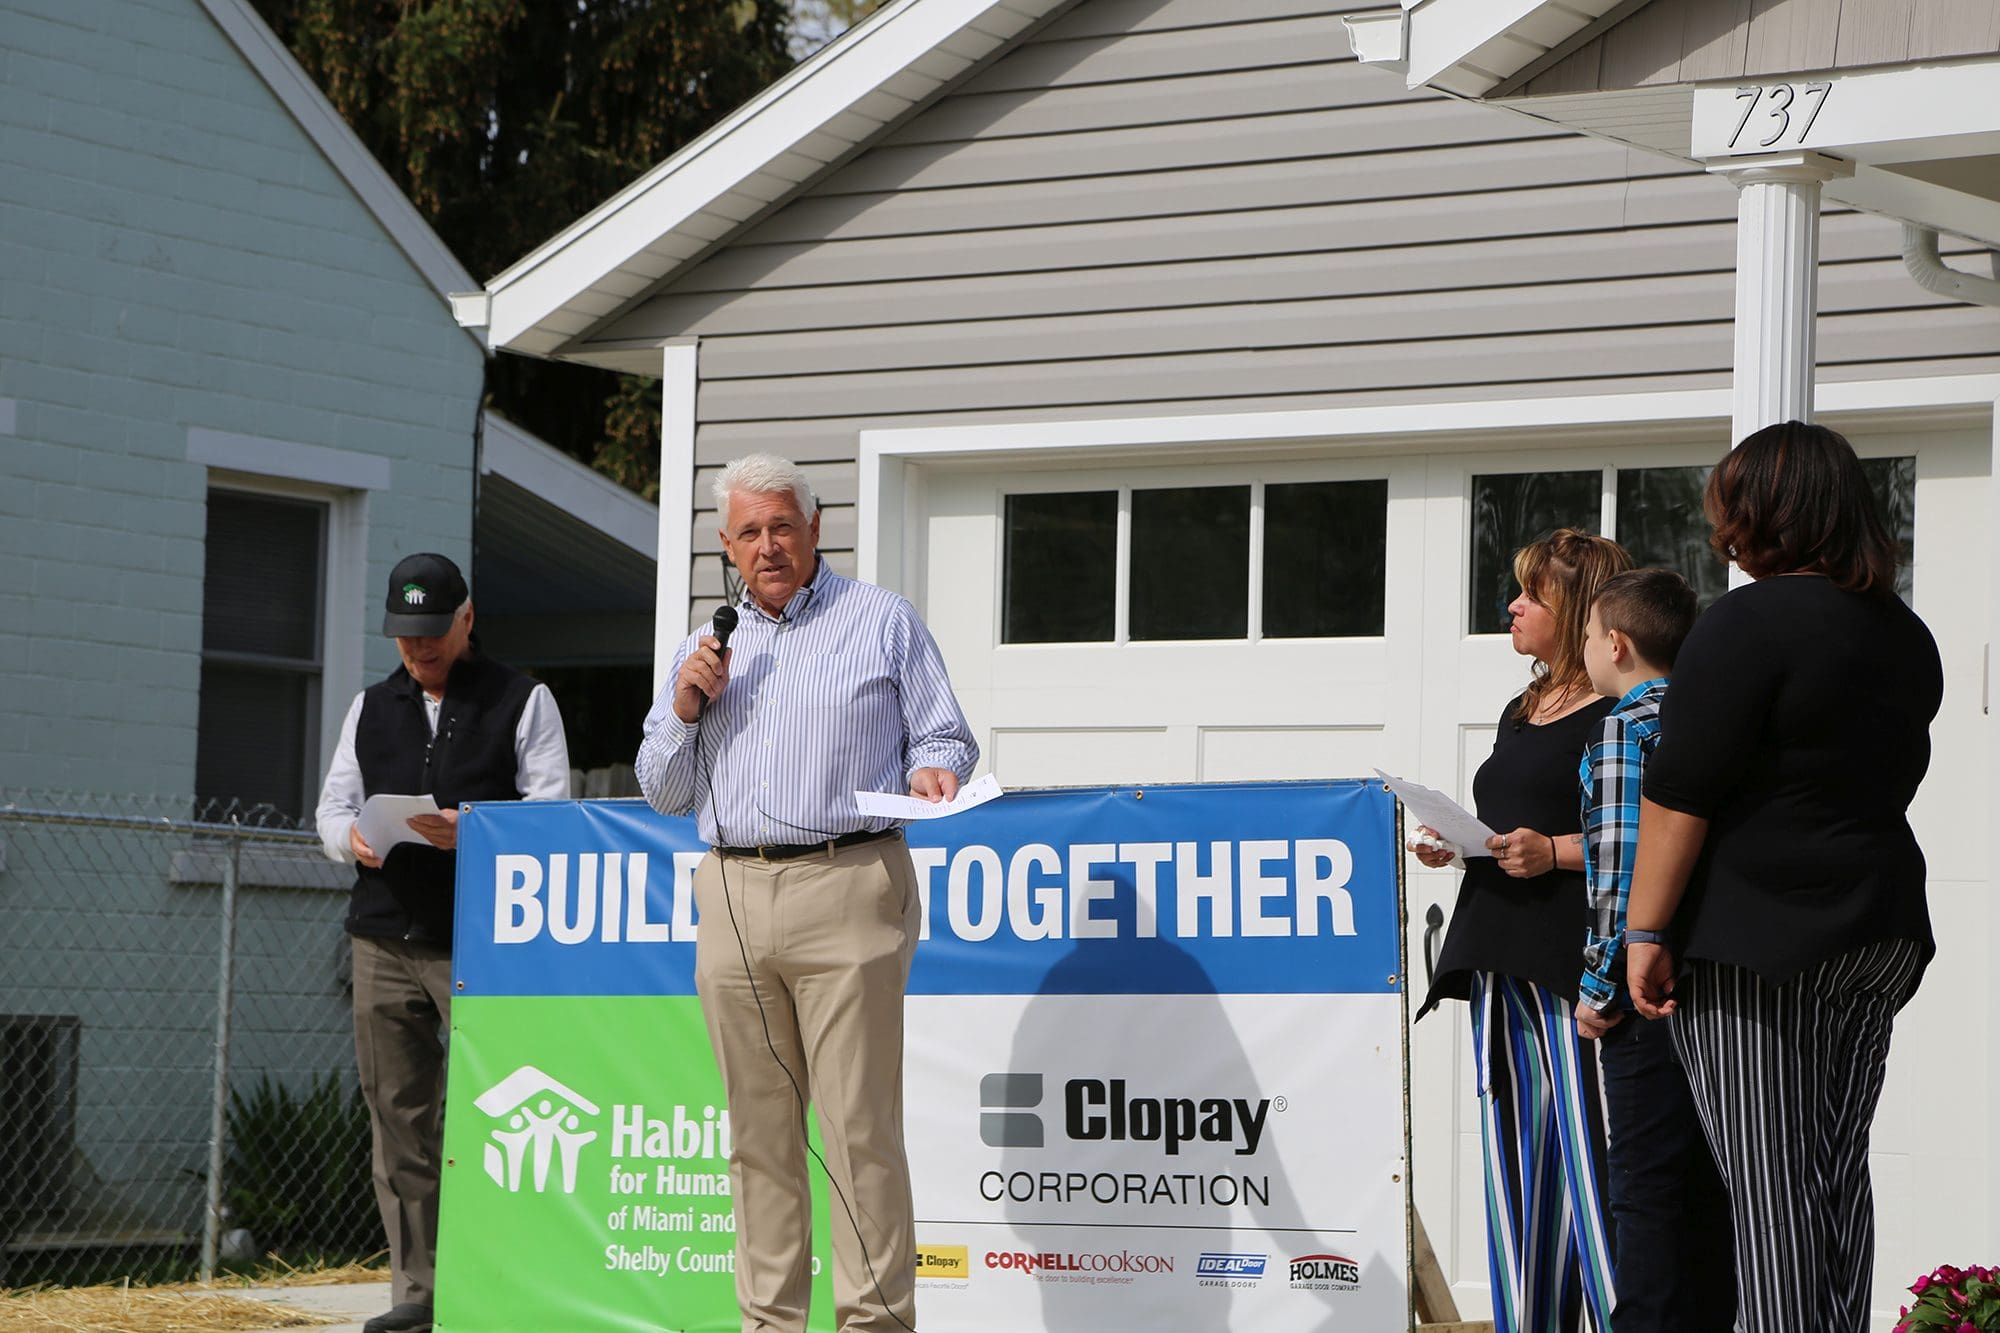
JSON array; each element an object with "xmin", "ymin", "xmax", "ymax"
[
  {"xmin": 587, "ymin": 0, "xmax": 2000, "ymax": 624},
  {"xmin": 1526, "ymin": 0, "xmax": 2000, "ymax": 96}
]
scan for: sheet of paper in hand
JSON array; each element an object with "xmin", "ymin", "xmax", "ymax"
[
  {"xmin": 357, "ymin": 793, "xmax": 443, "ymax": 854},
  {"xmin": 1373, "ymin": 769, "xmax": 1497, "ymax": 857},
  {"xmin": 854, "ymin": 772, "xmax": 1003, "ymax": 821}
]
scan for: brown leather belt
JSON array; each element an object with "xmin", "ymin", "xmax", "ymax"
[{"xmin": 711, "ymin": 827, "xmax": 900, "ymax": 863}]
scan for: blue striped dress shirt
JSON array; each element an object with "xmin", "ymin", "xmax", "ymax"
[{"xmin": 636, "ymin": 561, "xmax": 978, "ymax": 847}]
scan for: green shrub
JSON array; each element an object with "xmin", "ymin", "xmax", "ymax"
[{"xmin": 225, "ymin": 1072, "xmax": 381, "ymax": 1261}]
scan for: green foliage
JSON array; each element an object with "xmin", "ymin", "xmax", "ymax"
[
  {"xmin": 1895, "ymin": 1263, "xmax": 2000, "ymax": 1333},
  {"xmin": 248, "ymin": 1, "xmax": 798, "ymax": 481},
  {"xmin": 225, "ymin": 1072, "xmax": 380, "ymax": 1261}
]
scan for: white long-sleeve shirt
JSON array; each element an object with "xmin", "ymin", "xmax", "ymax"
[{"xmin": 315, "ymin": 681, "xmax": 570, "ymax": 863}]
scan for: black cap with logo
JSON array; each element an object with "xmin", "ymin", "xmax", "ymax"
[{"xmin": 382, "ymin": 552, "xmax": 469, "ymax": 637}]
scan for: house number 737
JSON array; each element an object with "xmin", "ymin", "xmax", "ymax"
[{"xmin": 1729, "ymin": 81, "xmax": 1832, "ymax": 149}]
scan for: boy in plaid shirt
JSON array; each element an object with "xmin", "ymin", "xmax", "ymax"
[{"xmin": 1575, "ymin": 569, "xmax": 1734, "ymax": 1332}]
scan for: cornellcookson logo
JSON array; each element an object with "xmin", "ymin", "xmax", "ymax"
[
  {"xmin": 474, "ymin": 1065, "xmax": 601, "ymax": 1195},
  {"xmin": 986, "ymin": 1250, "xmax": 1175, "ymax": 1278},
  {"xmin": 1288, "ymin": 1253, "xmax": 1362, "ymax": 1290}
]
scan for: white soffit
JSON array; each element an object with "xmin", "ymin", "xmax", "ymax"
[
  {"xmin": 1498, "ymin": 57, "xmax": 2000, "ymax": 248},
  {"xmin": 480, "ymin": 413, "xmax": 658, "ymax": 559},
  {"xmin": 468, "ymin": 0, "xmax": 1072, "ymax": 363},
  {"xmin": 1400, "ymin": 0, "xmax": 1631, "ymax": 96},
  {"xmin": 195, "ymin": 0, "xmax": 477, "ymax": 312}
]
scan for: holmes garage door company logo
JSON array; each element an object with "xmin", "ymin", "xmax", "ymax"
[
  {"xmin": 1288, "ymin": 1253, "xmax": 1362, "ymax": 1291},
  {"xmin": 475, "ymin": 1065, "xmax": 600, "ymax": 1194}
]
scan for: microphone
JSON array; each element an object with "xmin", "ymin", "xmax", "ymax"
[{"xmin": 695, "ymin": 605, "xmax": 738, "ymax": 719}]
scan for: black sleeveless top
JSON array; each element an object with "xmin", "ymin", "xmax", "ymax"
[{"xmin": 1417, "ymin": 692, "xmax": 1613, "ymax": 1017}]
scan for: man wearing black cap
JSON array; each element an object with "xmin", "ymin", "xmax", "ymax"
[{"xmin": 314, "ymin": 552, "xmax": 569, "ymax": 1333}]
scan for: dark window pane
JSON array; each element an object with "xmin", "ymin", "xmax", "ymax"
[
  {"xmin": 195, "ymin": 663, "xmax": 311, "ymax": 819},
  {"xmin": 1616, "ymin": 465, "xmax": 1729, "ymax": 609},
  {"xmin": 1003, "ymin": 491, "xmax": 1115, "ymax": 643},
  {"xmin": 1263, "ymin": 479, "xmax": 1387, "ymax": 637},
  {"xmin": 1858, "ymin": 456, "xmax": 1915, "ymax": 603},
  {"xmin": 1469, "ymin": 471, "xmax": 1599, "ymax": 633},
  {"xmin": 1131, "ymin": 485, "xmax": 1249, "ymax": 640},
  {"xmin": 203, "ymin": 491, "xmax": 324, "ymax": 661}
]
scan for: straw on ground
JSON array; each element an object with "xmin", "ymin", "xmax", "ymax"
[{"xmin": 1, "ymin": 1259, "xmax": 386, "ymax": 1333}]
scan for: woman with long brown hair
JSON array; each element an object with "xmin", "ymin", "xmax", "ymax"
[
  {"xmin": 1626, "ymin": 422, "xmax": 1941, "ymax": 1333},
  {"xmin": 1414, "ymin": 527, "xmax": 1631, "ymax": 1333}
]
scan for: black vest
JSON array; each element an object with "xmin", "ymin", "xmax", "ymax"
[{"xmin": 346, "ymin": 651, "xmax": 538, "ymax": 947}]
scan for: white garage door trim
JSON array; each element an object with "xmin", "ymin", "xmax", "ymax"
[{"xmin": 857, "ymin": 374, "xmax": 2000, "ymax": 595}]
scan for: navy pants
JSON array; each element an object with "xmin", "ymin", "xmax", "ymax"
[{"xmin": 1597, "ymin": 1010, "xmax": 1735, "ymax": 1333}]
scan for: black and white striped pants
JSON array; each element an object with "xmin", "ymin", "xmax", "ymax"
[{"xmin": 1669, "ymin": 937, "xmax": 1924, "ymax": 1333}]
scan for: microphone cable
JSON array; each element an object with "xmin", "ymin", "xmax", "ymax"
[{"xmin": 688, "ymin": 618, "xmax": 920, "ymax": 1333}]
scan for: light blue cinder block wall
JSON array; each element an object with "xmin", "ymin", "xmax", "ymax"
[
  {"xmin": 0, "ymin": 0, "xmax": 486, "ymax": 1253},
  {"xmin": 0, "ymin": 0, "xmax": 485, "ymax": 798}
]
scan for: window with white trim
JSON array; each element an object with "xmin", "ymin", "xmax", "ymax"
[
  {"xmin": 1000, "ymin": 478, "xmax": 1389, "ymax": 644},
  {"xmin": 193, "ymin": 488, "xmax": 328, "ymax": 820},
  {"xmin": 1468, "ymin": 457, "xmax": 1915, "ymax": 633}
]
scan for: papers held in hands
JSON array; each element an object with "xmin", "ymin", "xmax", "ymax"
[
  {"xmin": 357, "ymin": 794, "xmax": 443, "ymax": 855},
  {"xmin": 1373, "ymin": 769, "xmax": 1497, "ymax": 857},
  {"xmin": 854, "ymin": 773, "xmax": 1003, "ymax": 822}
]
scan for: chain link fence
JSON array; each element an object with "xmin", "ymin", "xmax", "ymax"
[{"xmin": 0, "ymin": 790, "xmax": 381, "ymax": 1288}]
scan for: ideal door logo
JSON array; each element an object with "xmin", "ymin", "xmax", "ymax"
[{"xmin": 475, "ymin": 1065, "xmax": 600, "ymax": 1194}]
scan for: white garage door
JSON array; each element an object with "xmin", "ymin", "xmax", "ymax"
[{"xmin": 917, "ymin": 425, "xmax": 1989, "ymax": 1326}]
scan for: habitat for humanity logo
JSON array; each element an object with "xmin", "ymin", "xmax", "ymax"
[
  {"xmin": 474, "ymin": 1065, "xmax": 600, "ymax": 1194},
  {"xmin": 402, "ymin": 583, "xmax": 428, "ymax": 605}
]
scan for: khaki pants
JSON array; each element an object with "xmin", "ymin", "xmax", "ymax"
[
  {"xmin": 351, "ymin": 935, "xmax": 452, "ymax": 1309},
  {"xmin": 693, "ymin": 836, "xmax": 919, "ymax": 1333}
]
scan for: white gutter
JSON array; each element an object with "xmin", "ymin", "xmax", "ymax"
[{"xmin": 1903, "ymin": 225, "xmax": 2000, "ymax": 308}]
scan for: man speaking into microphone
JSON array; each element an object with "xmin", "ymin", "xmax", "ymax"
[{"xmin": 636, "ymin": 453, "xmax": 976, "ymax": 1333}]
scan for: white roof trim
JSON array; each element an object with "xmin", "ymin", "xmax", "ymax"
[
  {"xmin": 194, "ymin": 0, "xmax": 478, "ymax": 308},
  {"xmin": 480, "ymin": 413, "xmax": 658, "ymax": 560},
  {"xmin": 1371, "ymin": 0, "xmax": 1637, "ymax": 97},
  {"xmin": 468, "ymin": 0, "xmax": 1070, "ymax": 361}
]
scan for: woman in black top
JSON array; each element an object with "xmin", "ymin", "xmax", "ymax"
[
  {"xmin": 1413, "ymin": 528, "xmax": 1630, "ymax": 1333},
  {"xmin": 1627, "ymin": 422, "xmax": 1942, "ymax": 1333}
]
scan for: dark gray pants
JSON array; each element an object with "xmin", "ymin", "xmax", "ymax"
[{"xmin": 352, "ymin": 935, "xmax": 452, "ymax": 1308}]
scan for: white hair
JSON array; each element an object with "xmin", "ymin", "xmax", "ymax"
[{"xmin": 713, "ymin": 453, "xmax": 817, "ymax": 529}]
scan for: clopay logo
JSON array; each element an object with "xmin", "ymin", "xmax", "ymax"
[
  {"xmin": 474, "ymin": 1065, "xmax": 601, "ymax": 1195},
  {"xmin": 979, "ymin": 1072, "xmax": 1273, "ymax": 1156}
]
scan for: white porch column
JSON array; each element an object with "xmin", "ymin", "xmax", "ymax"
[
  {"xmin": 1705, "ymin": 151, "xmax": 1853, "ymax": 445},
  {"xmin": 654, "ymin": 338, "xmax": 698, "ymax": 699}
]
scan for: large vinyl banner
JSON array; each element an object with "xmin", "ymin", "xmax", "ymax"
[{"xmin": 436, "ymin": 781, "xmax": 1407, "ymax": 1332}]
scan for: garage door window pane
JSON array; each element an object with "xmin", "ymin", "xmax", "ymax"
[
  {"xmin": 1003, "ymin": 491, "xmax": 1115, "ymax": 643},
  {"xmin": 1859, "ymin": 456, "xmax": 1915, "ymax": 602},
  {"xmin": 1616, "ymin": 465, "xmax": 1728, "ymax": 609},
  {"xmin": 1132, "ymin": 485, "xmax": 1249, "ymax": 640},
  {"xmin": 1264, "ymin": 479, "xmax": 1387, "ymax": 637},
  {"xmin": 1469, "ymin": 471, "xmax": 1599, "ymax": 634}
]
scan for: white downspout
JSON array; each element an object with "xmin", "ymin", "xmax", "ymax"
[{"xmin": 1901, "ymin": 225, "xmax": 2000, "ymax": 307}]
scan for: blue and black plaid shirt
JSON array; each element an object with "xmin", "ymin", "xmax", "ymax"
[{"xmin": 1577, "ymin": 677, "xmax": 1670, "ymax": 1012}]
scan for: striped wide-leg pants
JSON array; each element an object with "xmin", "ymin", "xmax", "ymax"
[
  {"xmin": 1469, "ymin": 971, "xmax": 1617, "ymax": 1333},
  {"xmin": 1669, "ymin": 938, "xmax": 1924, "ymax": 1333}
]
